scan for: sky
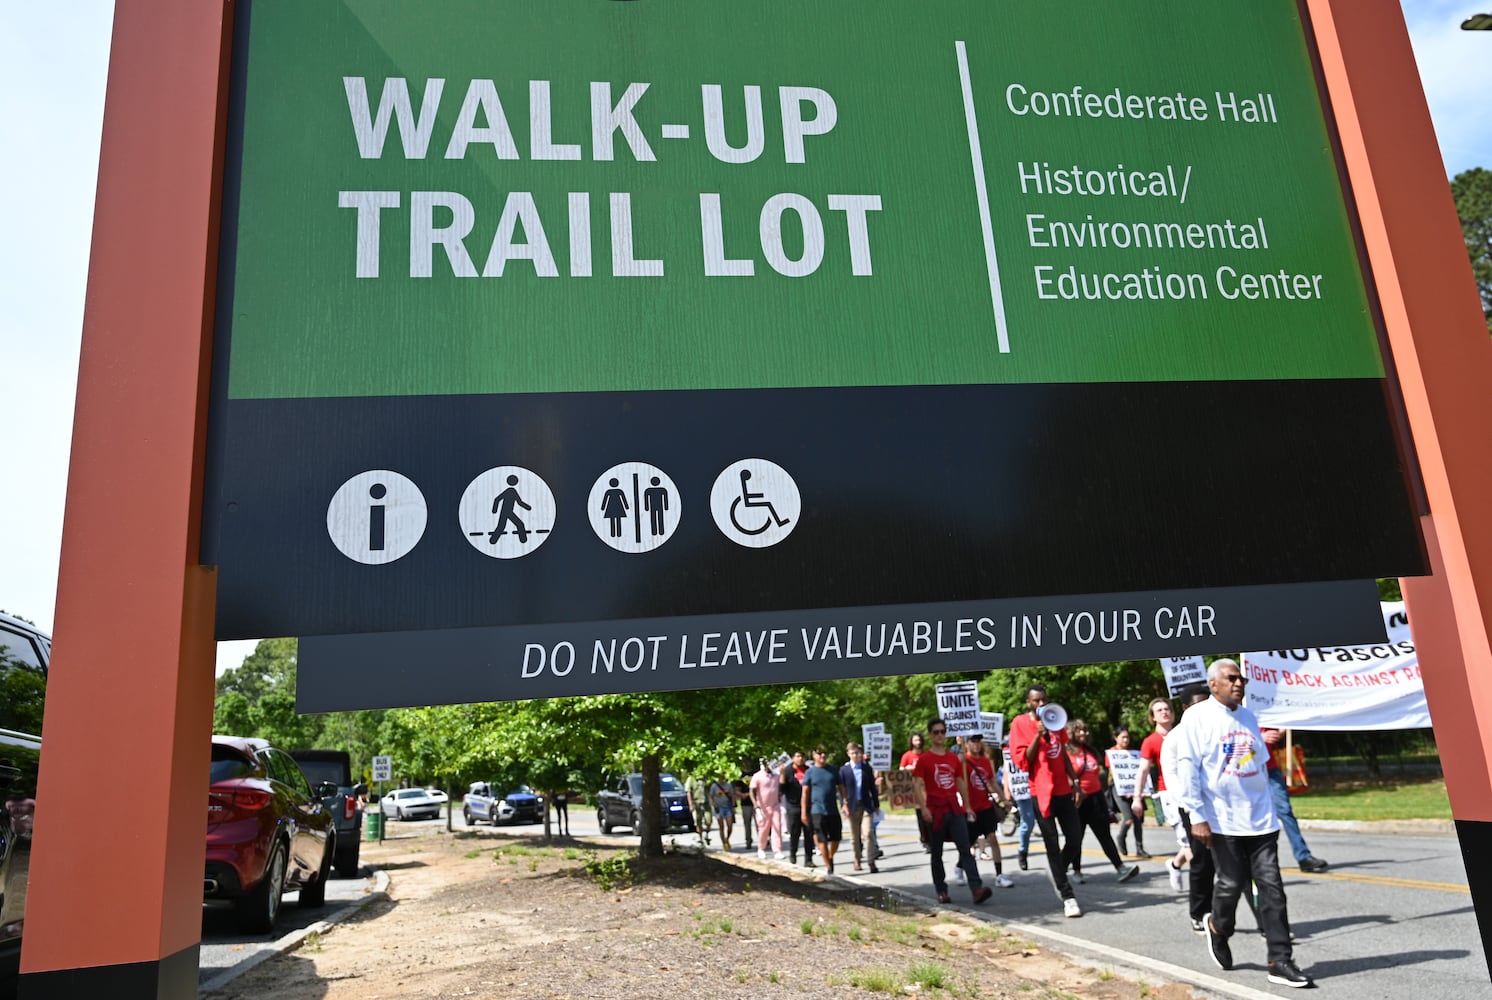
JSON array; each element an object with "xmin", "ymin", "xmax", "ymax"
[{"xmin": 1, "ymin": 2, "xmax": 1489, "ymax": 677}]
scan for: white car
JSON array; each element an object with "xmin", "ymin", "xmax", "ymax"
[
  {"xmin": 426, "ymin": 788, "xmax": 449, "ymax": 805},
  {"xmin": 381, "ymin": 788, "xmax": 443, "ymax": 821}
]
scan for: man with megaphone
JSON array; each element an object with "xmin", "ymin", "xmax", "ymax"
[{"xmin": 1008, "ymin": 683, "xmax": 1084, "ymax": 918}]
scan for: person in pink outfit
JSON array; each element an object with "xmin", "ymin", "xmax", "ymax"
[{"xmin": 749, "ymin": 758, "xmax": 784, "ymax": 859}]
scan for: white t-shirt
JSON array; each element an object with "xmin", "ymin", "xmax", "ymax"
[{"xmin": 1168, "ymin": 697, "xmax": 1279, "ymax": 837}]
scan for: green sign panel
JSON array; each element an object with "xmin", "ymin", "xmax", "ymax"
[{"xmin": 226, "ymin": 0, "xmax": 1383, "ymax": 399}]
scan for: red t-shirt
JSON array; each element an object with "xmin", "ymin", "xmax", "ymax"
[
  {"xmin": 899, "ymin": 749, "xmax": 921, "ymax": 770},
  {"xmin": 913, "ymin": 749, "xmax": 964, "ymax": 811},
  {"xmin": 1008, "ymin": 712, "xmax": 1072, "ymax": 816},
  {"xmin": 964, "ymin": 753, "xmax": 997, "ymax": 811},
  {"xmin": 1139, "ymin": 730, "xmax": 1167, "ymax": 791},
  {"xmin": 1068, "ymin": 745, "xmax": 1103, "ymax": 795}
]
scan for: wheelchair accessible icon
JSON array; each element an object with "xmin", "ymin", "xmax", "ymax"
[{"xmin": 710, "ymin": 459, "xmax": 800, "ymax": 548}]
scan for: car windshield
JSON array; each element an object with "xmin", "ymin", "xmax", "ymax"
[
  {"xmin": 659, "ymin": 775, "xmax": 683, "ymax": 792},
  {"xmin": 210, "ymin": 745, "xmax": 256, "ymax": 783},
  {"xmin": 396, "ymin": 789, "xmax": 426, "ymax": 799}
]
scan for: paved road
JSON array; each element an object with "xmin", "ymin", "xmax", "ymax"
[{"xmin": 447, "ymin": 808, "xmax": 1488, "ymax": 999}]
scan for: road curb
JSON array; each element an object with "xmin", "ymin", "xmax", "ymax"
[{"xmin": 198, "ymin": 867, "xmax": 390, "ymax": 995}]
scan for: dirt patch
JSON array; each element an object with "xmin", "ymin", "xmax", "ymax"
[{"xmin": 203, "ymin": 830, "xmax": 1204, "ymax": 1000}]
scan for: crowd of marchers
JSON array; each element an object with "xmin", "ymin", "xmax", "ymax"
[{"xmin": 679, "ymin": 663, "xmax": 1326, "ymax": 990}]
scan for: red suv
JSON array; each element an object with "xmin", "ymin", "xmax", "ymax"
[{"xmin": 206, "ymin": 736, "xmax": 336, "ymax": 933}]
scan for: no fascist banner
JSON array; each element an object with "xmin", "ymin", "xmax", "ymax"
[{"xmin": 1241, "ymin": 602, "xmax": 1427, "ymax": 730}]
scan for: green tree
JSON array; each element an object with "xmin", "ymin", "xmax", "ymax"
[{"xmin": 1451, "ymin": 166, "xmax": 1492, "ymax": 335}]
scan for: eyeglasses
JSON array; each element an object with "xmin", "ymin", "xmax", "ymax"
[
  {"xmin": 929, "ymin": 728, "xmax": 947, "ymax": 735},
  {"xmin": 1220, "ymin": 675, "xmax": 1247, "ymax": 685}
]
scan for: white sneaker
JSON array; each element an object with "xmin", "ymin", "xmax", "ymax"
[
  {"xmin": 994, "ymin": 874, "xmax": 1015, "ymax": 888},
  {"xmin": 1063, "ymin": 897, "xmax": 1083, "ymax": 918},
  {"xmin": 757, "ymin": 849, "xmax": 766, "ymax": 860},
  {"xmin": 954, "ymin": 867, "xmax": 967, "ymax": 884},
  {"xmin": 774, "ymin": 851, "xmax": 786, "ymax": 860},
  {"xmin": 1168, "ymin": 860, "xmax": 1184, "ymax": 892}
]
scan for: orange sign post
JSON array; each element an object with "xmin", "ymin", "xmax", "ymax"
[
  {"xmin": 1306, "ymin": 0, "xmax": 1492, "ymax": 972},
  {"xmin": 19, "ymin": 1, "xmax": 228, "ymax": 996}
]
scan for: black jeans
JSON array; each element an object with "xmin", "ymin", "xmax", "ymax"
[
  {"xmin": 1073, "ymin": 793, "xmax": 1124, "ymax": 871},
  {"xmin": 1035, "ymin": 793, "xmax": 1080, "ymax": 900},
  {"xmin": 1116, "ymin": 793, "xmax": 1145, "ymax": 852},
  {"xmin": 927, "ymin": 810, "xmax": 983, "ymax": 896},
  {"xmin": 1178, "ymin": 807, "xmax": 1214, "ymax": 922},
  {"xmin": 1211, "ymin": 831, "xmax": 1293, "ymax": 964},
  {"xmin": 787, "ymin": 807, "xmax": 815, "ymax": 862}
]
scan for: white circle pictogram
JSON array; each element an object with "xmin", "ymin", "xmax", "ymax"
[
  {"xmin": 458, "ymin": 466, "xmax": 557, "ymax": 559},
  {"xmin": 326, "ymin": 470, "xmax": 428, "ymax": 564},
  {"xmin": 588, "ymin": 462, "xmax": 681, "ymax": 553},
  {"xmin": 710, "ymin": 459, "xmax": 800, "ymax": 548}
]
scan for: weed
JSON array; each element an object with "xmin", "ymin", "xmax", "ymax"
[
  {"xmin": 463, "ymin": 850, "xmax": 482, "ymax": 859},
  {"xmin": 848, "ymin": 926, "xmax": 863, "ymax": 942},
  {"xmin": 528, "ymin": 859, "xmax": 539, "ymax": 872},
  {"xmin": 1137, "ymin": 979, "xmax": 1151, "ymax": 997},
  {"xmin": 735, "ymin": 969, "xmax": 748, "ymax": 983},
  {"xmin": 768, "ymin": 971, "xmax": 781, "ymax": 983},
  {"xmin": 719, "ymin": 918, "xmax": 733, "ymax": 933},
  {"xmin": 908, "ymin": 961, "xmax": 949, "ymax": 989},
  {"xmin": 1098, "ymin": 967, "xmax": 1113, "ymax": 981},
  {"xmin": 800, "ymin": 919, "xmax": 817, "ymax": 936},
  {"xmin": 301, "ymin": 931, "xmax": 323, "ymax": 954},
  {"xmin": 847, "ymin": 967, "xmax": 903, "ymax": 993},
  {"xmin": 563, "ymin": 848, "xmax": 580, "ymax": 860},
  {"xmin": 582, "ymin": 850, "xmax": 636, "ymax": 892}
]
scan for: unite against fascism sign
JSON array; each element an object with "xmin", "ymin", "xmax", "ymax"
[{"xmin": 203, "ymin": 1, "xmax": 1419, "ymax": 710}]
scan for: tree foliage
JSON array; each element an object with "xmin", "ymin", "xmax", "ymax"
[{"xmin": 1451, "ymin": 166, "xmax": 1492, "ymax": 335}]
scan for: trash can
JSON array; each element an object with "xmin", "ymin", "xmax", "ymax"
[{"xmin": 365, "ymin": 810, "xmax": 383, "ymax": 840}]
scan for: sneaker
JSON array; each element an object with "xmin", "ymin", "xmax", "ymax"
[
  {"xmin": 994, "ymin": 873, "xmax": 1015, "ymax": 888},
  {"xmin": 973, "ymin": 885, "xmax": 993, "ymax": 905},
  {"xmin": 1017, "ymin": 852, "xmax": 1028, "ymax": 871},
  {"xmin": 805, "ymin": 859, "xmax": 817, "ymax": 869},
  {"xmin": 1190, "ymin": 918, "xmax": 1206, "ymax": 935},
  {"xmin": 937, "ymin": 891, "xmax": 952, "ymax": 903},
  {"xmin": 1298, "ymin": 856, "xmax": 1329, "ymax": 873},
  {"xmin": 1117, "ymin": 863, "xmax": 1140, "ymax": 884},
  {"xmin": 757, "ymin": 849, "xmax": 767, "ymax": 860},
  {"xmin": 1205, "ymin": 917, "xmax": 1233, "ymax": 971},
  {"xmin": 1135, "ymin": 849, "xmax": 1152, "ymax": 859},
  {"xmin": 1070, "ymin": 870, "xmax": 1086, "ymax": 884},
  {"xmin": 1267, "ymin": 960, "xmax": 1314, "ymax": 988},
  {"xmin": 774, "ymin": 852, "xmax": 786, "ymax": 860},
  {"xmin": 954, "ymin": 867, "xmax": 967, "ymax": 884},
  {"xmin": 1063, "ymin": 897, "xmax": 1083, "ymax": 918},
  {"xmin": 1167, "ymin": 860, "xmax": 1184, "ymax": 892}
]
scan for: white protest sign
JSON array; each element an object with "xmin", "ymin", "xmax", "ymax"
[
  {"xmin": 372, "ymin": 755, "xmax": 392, "ymax": 782},
  {"xmin": 978, "ymin": 712, "xmax": 1004, "ymax": 748},
  {"xmin": 1105, "ymin": 748, "xmax": 1143, "ymax": 797},
  {"xmin": 1161, "ymin": 655, "xmax": 1208, "ymax": 696},
  {"xmin": 868, "ymin": 734, "xmax": 894, "ymax": 771},
  {"xmin": 861, "ymin": 722, "xmax": 885, "ymax": 744},
  {"xmin": 1002, "ymin": 746, "xmax": 1029, "ymax": 799},
  {"xmin": 1243, "ymin": 602, "xmax": 1425, "ymax": 730},
  {"xmin": 935, "ymin": 681, "xmax": 982, "ymax": 737}
]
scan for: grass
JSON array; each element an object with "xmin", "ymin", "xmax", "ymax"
[
  {"xmin": 907, "ymin": 961, "xmax": 950, "ymax": 989},
  {"xmin": 844, "ymin": 968, "xmax": 902, "ymax": 993},
  {"xmin": 1288, "ymin": 775, "xmax": 1451, "ymax": 821}
]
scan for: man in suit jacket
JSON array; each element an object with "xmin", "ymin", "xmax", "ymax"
[{"xmin": 840, "ymin": 742, "xmax": 880, "ymax": 873}]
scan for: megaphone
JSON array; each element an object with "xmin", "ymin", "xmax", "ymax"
[{"xmin": 1037, "ymin": 703, "xmax": 1068, "ymax": 732}]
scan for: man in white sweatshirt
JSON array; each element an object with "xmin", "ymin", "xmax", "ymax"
[{"xmin": 1168, "ymin": 659, "xmax": 1313, "ymax": 989}]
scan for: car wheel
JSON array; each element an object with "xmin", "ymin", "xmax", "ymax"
[
  {"xmin": 300, "ymin": 834, "xmax": 333, "ymax": 908},
  {"xmin": 463, "ymin": 806, "xmax": 472, "ymax": 825},
  {"xmin": 397, "ymin": 808, "xmax": 405, "ymax": 821},
  {"xmin": 598, "ymin": 807, "xmax": 611, "ymax": 834},
  {"xmin": 234, "ymin": 839, "xmax": 287, "ymax": 934},
  {"xmin": 334, "ymin": 835, "xmax": 361, "ymax": 877},
  {"xmin": 630, "ymin": 809, "xmax": 642, "ymax": 832}
]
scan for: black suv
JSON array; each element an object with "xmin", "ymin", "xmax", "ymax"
[
  {"xmin": 0, "ymin": 612, "xmax": 46, "ymax": 994},
  {"xmin": 288, "ymin": 750, "xmax": 365, "ymax": 876},
  {"xmin": 596, "ymin": 773, "xmax": 694, "ymax": 834}
]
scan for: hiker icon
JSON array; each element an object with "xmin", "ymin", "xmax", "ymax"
[
  {"xmin": 730, "ymin": 468, "xmax": 791, "ymax": 535},
  {"xmin": 711, "ymin": 459, "xmax": 800, "ymax": 549},
  {"xmin": 490, "ymin": 474, "xmax": 533, "ymax": 544},
  {"xmin": 588, "ymin": 463, "xmax": 681, "ymax": 553},
  {"xmin": 458, "ymin": 466, "xmax": 556, "ymax": 559}
]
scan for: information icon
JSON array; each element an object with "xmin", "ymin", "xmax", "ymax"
[
  {"xmin": 710, "ymin": 459, "xmax": 800, "ymax": 548},
  {"xmin": 589, "ymin": 462, "xmax": 681, "ymax": 553},
  {"xmin": 326, "ymin": 470, "xmax": 428, "ymax": 564},
  {"xmin": 458, "ymin": 466, "xmax": 557, "ymax": 559}
]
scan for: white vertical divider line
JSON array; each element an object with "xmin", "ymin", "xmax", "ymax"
[{"xmin": 955, "ymin": 40, "xmax": 1010, "ymax": 354}]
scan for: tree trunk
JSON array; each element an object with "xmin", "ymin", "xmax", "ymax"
[{"xmin": 639, "ymin": 753, "xmax": 664, "ymax": 859}]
